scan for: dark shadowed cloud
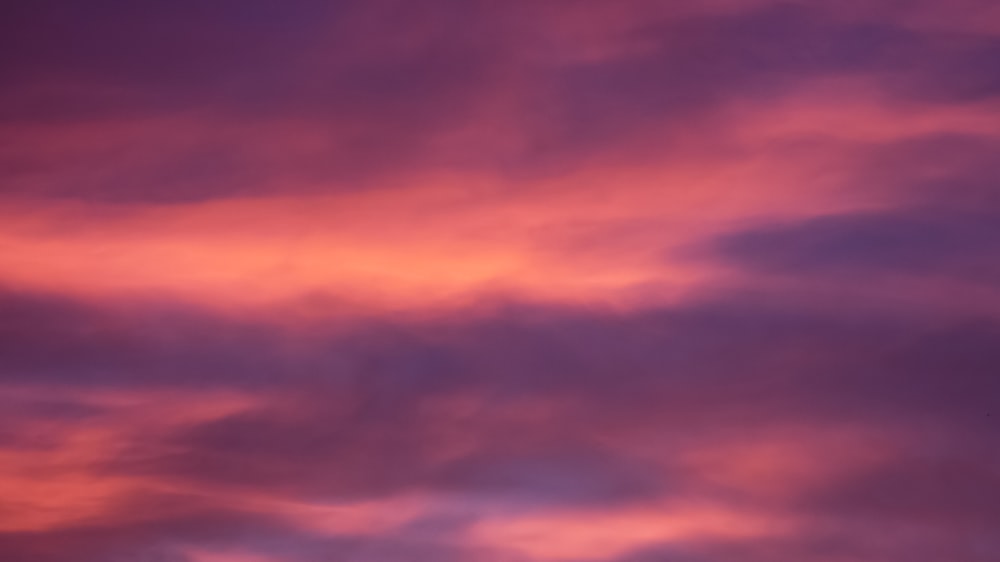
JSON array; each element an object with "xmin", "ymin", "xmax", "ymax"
[{"xmin": 2, "ymin": 0, "xmax": 998, "ymax": 201}]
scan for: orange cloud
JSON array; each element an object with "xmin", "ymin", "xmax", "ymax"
[
  {"xmin": 0, "ymin": 133, "xmax": 892, "ymax": 313},
  {"xmin": 468, "ymin": 501, "xmax": 792, "ymax": 560},
  {"xmin": 0, "ymin": 387, "xmax": 258, "ymax": 532}
]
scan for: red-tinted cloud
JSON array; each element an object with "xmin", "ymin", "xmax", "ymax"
[{"xmin": 1, "ymin": 1, "xmax": 999, "ymax": 561}]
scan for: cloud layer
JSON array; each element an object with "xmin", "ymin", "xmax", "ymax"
[{"xmin": 1, "ymin": 1, "xmax": 998, "ymax": 560}]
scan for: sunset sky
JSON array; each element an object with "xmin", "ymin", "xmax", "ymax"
[{"xmin": 2, "ymin": 1, "xmax": 1000, "ymax": 561}]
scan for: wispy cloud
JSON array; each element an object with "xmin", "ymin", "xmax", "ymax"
[{"xmin": 1, "ymin": 1, "xmax": 998, "ymax": 560}]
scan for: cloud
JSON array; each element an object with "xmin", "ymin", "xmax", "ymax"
[
  {"xmin": 710, "ymin": 209, "xmax": 1000, "ymax": 282},
  {"xmin": 1, "ymin": 1, "xmax": 999, "ymax": 560},
  {"xmin": 3, "ymin": 0, "xmax": 997, "ymax": 202},
  {"xmin": 1, "ymin": 283, "xmax": 999, "ymax": 559}
]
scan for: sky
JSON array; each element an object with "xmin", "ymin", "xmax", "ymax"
[{"xmin": 1, "ymin": 1, "xmax": 999, "ymax": 560}]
